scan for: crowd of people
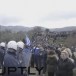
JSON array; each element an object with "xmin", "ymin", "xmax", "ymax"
[{"xmin": 0, "ymin": 41, "xmax": 76, "ymax": 76}]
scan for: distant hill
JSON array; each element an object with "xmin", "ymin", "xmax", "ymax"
[
  {"xmin": 0, "ymin": 25, "xmax": 76, "ymax": 32},
  {"xmin": 0, "ymin": 25, "xmax": 32, "ymax": 32},
  {"xmin": 50, "ymin": 26, "xmax": 76, "ymax": 32}
]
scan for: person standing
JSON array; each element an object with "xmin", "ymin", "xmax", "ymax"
[
  {"xmin": 17, "ymin": 41, "xmax": 25, "ymax": 67},
  {"xmin": 56, "ymin": 50, "xmax": 74, "ymax": 76},
  {"xmin": 47, "ymin": 46, "xmax": 58, "ymax": 76},
  {"xmin": 3, "ymin": 40, "xmax": 25, "ymax": 76},
  {"xmin": 0, "ymin": 42, "xmax": 6, "ymax": 68}
]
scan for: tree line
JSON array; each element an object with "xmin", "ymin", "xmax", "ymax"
[{"xmin": 0, "ymin": 26, "xmax": 76, "ymax": 47}]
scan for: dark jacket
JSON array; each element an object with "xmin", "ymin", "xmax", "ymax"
[
  {"xmin": 3, "ymin": 49, "xmax": 25, "ymax": 76},
  {"xmin": 47, "ymin": 54, "xmax": 58, "ymax": 73},
  {"xmin": 34, "ymin": 48, "xmax": 40, "ymax": 66},
  {"xmin": 17, "ymin": 49, "xmax": 25, "ymax": 67},
  {"xmin": 0, "ymin": 47, "xmax": 5, "ymax": 65},
  {"xmin": 57, "ymin": 58, "xmax": 74, "ymax": 76},
  {"xmin": 34, "ymin": 48, "xmax": 47, "ymax": 69}
]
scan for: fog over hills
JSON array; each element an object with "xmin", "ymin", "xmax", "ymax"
[
  {"xmin": 0, "ymin": 25, "xmax": 32, "ymax": 32},
  {"xmin": 50, "ymin": 26, "xmax": 76, "ymax": 32},
  {"xmin": 0, "ymin": 25, "xmax": 76, "ymax": 32}
]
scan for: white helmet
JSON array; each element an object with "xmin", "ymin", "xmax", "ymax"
[
  {"xmin": 7, "ymin": 41, "xmax": 17, "ymax": 51},
  {"xmin": 0, "ymin": 42, "xmax": 6, "ymax": 47},
  {"xmin": 17, "ymin": 41, "xmax": 24, "ymax": 49}
]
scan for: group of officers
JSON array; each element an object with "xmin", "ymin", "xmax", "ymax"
[{"xmin": 0, "ymin": 41, "xmax": 76, "ymax": 76}]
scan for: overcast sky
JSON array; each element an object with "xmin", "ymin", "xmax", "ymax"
[{"xmin": 0, "ymin": 0, "xmax": 76, "ymax": 28}]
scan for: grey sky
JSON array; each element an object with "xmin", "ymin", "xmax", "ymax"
[
  {"xmin": 0, "ymin": 0, "xmax": 76, "ymax": 28},
  {"xmin": 0, "ymin": 16, "xmax": 21, "ymax": 25},
  {"xmin": 42, "ymin": 11, "xmax": 76, "ymax": 21}
]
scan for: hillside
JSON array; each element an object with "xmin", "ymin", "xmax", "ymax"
[{"xmin": 0, "ymin": 25, "xmax": 76, "ymax": 32}]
